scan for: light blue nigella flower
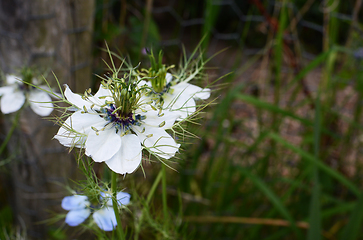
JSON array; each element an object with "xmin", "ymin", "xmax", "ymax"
[{"xmin": 61, "ymin": 191, "xmax": 131, "ymax": 231}]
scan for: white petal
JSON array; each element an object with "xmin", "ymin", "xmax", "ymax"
[
  {"xmin": 69, "ymin": 111, "xmax": 105, "ymax": 133},
  {"xmin": 54, "ymin": 111, "xmax": 104, "ymax": 148},
  {"xmin": 0, "ymin": 86, "xmax": 14, "ymax": 96},
  {"xmin": 64, "ymin": 85, "xmax": 92, "ymax": 110},
  {"xmin": 137, "ymin": 95, "xmax": 154, "ymax": 112},
  {"xmin": 172, "ymin": 82, "xmax": 200, "ymax": 95},
  {"xmin": 6, "ymin": 75, "xmax": 19, "ymax": 85},
  {"xmin": 175, "ymin": 82, "xmax": 210, "ymax": 99},
  {"xmin": 62, "ymin": 195, "xmax": 90, "ymax": 210},
  {"xmin": 180, "ymin": 97, "xmax": 196, "ymax": 120},
  {"xmin": 0, "ymin": 89, "xmax": 25, "ymax": 114},
  {"xmin": 54, "ymin": 117, "xmax": 84, "ymax": 148},
  {"xmin": 137, "ymin": 80, "xmax": 151, "ymax": 88},
  {"xmin": 135, "ymin": 126, "xmax": 180, "ymax": 159},
  {"xmin": 65, "ymin": 84, "xmax": 112, "ymax": 111},
  {"xmin": 164, "ymin": 91, "xmax": 196, "ymax": 120},
  {"xmin": 164, "ymin": 82, "xmax": 210, "ymax": 119},
  {"xmin": 117, "ymin": 192, "xmax": 131, "ymax": 206},
  {"xmin": 65, "ymin": 208, "xmax": 91, "ymax": 227},
  {"xmin": 28, "ymin": 90, "xmax": 53, "ymax": 116},
  {"xmin": 89, "ymin": 84, "xmax": 113, "ymax": 106},
  {"xmin": 105, "ymin": 134, "xmax": 141, "ymax": 174},
  {"xmin": 165, "ymin": 73, "xmax": 173, "ymax": 84},
  {"xmin": 141, "ymin": 108, "xmax": 179, "ymax": 129},
  {"xmin": 194, "ymin": 88, "xmax": 210, "ymax": 100},
  {"xmin": 164, "ymin": 84, "xmax": 191, "ymax": 108},
  {"xmin": 85, "ymin": 127, "xmax": 121, "ymax": 162},
  {"xmin": 93, "ymin": 207, "xmax": 117, "ymax": 231},
  {"xmin": 173, "ymin": 82, "xmax": 210, "ymax": 100},
  {"xmin": 54, "ymin": 125, "xmax": 80, "ymax": 148}
]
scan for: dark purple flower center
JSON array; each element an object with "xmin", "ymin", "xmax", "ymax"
[{"xmin": 101, "ymin": 104, "xmax": 143, "ymax": 132}]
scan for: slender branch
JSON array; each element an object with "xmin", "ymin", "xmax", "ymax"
[
  {"xmin": 161, "ymin": 164, "xmax": 168, "ymax": 219},
  {"xmin": 0, "ymin": 111, "xmax": 21, "ymax": 157},
  {"xmin": 135, "ymin": 170, "xmax": 163, "ymax": 240},
  {"xmin": 184, "ymin": 216, "xmax": 309, "ymax": 229},
  {"xmin": 138, "ymin": 0, "xmax": 153, "ymax": 61},
  {"xmin": 250, "ymin": 0, "xmax": 315, "ymax": 108},
  {"xmin": 147, "ymin": 170, "xmax": 162, "ymax": 204},
  {"xmin": 111, "ymin": 171, "xmax": 125, "ymax": 239}
]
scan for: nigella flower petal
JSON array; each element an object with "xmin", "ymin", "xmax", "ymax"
[
  {"xmin": 173, "ymin": 82, "xmax": 210, "ymax": 100},
  {"xmin": 28, "ymin": 89, "xmax": 53, "ymax": 116},
  {"xmin": 105, "ymin": 134, "xmax": 142, "ymax": 174},
  {"xmin": 194, "ymin": 88, "xmax": 210, "ymax": 100},
  {"xmin": 54, "ymin": 111, "xmax": 104, "ymax": 148},
  {"xmin": 6, "ymin": 75, "xmax": 18, "ymax": 85},
  {"xmin": 140, "ymin": 109, "xmax": 180, "ymax": 129},
  {"xmin": 163, "ymin": 91, "xmax": 195, "ymax": 120},
  {"xmin": 164, "ymin": 84, "xmax": 191, "ymax": 107},
  {"xmin": 62, "ymin": 195, "xmax": 90, "ymax": 210},
  {"xmin": 135, "ymin": 126, "xmax": 180, "ymax": 159},
  {"xmin": 0, "ymin": 86, "xmax": 14, "ymax": 96},
  {"xmin": 54, "ymin": 118, "xmax": 85, "ymax": 148},
  {"xmin": 85, "ymin": 128, "xmax": 121, "ymax": 163},
  {"xmin": 65, "ymin": 84, "xmax": 112, "ymax": 111},
  {"xmin": 101, "ymin": 191, "xmax": 131, "ymax": 207},
  {"xmin": 165, "ymin": 73, "xmax": 173, "ymax": 84},
  {"xmin": 65, "ymin": 208, "xmax": 91, "ymax": 227},
  {"xmin": 0, "ymin": 88, "xmax": 25, "ymax": 114},
  {"xmin": 93, "ymin": 207, "xmax": 117, "ymax": 231},
  {"xmin": 90, "ymin": 85, "xmax": 113, "ymax": 105},
  {"xmin": 64, "ymin": 85, "xmax": 93, "ymax": 110},
  {"xmin": 137, "ymin": 80, "xmax": 151, "ymax": 88},
  {"xmin": 116, "ymin": 191, "xmax": 131, "ymax": 206},
  {"xmin": 183, "ymin": 97, "xmax": 197, "ymax": 118}
]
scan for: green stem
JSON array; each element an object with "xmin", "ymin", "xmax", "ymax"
[
  {"xmin": 138, "ymin": 0, "xmax": 153, "ymax": 61},
  {"xmin": 135, "ymin": 170, "xmax": 163, "ymax": 240},
  {"xmin": 161, "ymin": 164, "xmax": 168, "ymax": 219},
  {"xmin": 111, "ymin": 171, "xmax": 125, "ymax": 239},
  {"xmin": 147, "ymin": 170, "xmax": 162, "ymax": 204},
  {"xmin": 0, "ymin": 111, "xmax": 21, "ymax": 156}
]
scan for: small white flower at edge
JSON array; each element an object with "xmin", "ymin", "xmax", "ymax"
[
  {"xmin": 0, "ymin": 74, "xmax": 53, "ymax": 116},
  {"xmin": 139, "ymin": 73, "xmax": 210, "ymax": 120},
  {"xmin": 61, "ymin": 191, "xmax": 131, "ymax": 231}
]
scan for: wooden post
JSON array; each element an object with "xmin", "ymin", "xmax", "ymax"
[{"xmin": 0, "ymin": 0, "xmax": 95, "ymax": 238}]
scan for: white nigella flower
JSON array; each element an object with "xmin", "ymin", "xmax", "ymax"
[
  {"xmin": 138, "ymin": 50, "xmax": 210, "ymax": 120},
  {"xmin": 0, "ymin": 74, "xmax": 53, "ymax": 116},
  {"xmin": 139, "ymin": 72, "xmax": 210, "ymax": 120},
  {"xmin": 54, "ymin": 76, "xmax": 180, "ymax": 175},
  {"xmin": 62, "ymin": 191, "xmax": 131, "ymax": 231}
]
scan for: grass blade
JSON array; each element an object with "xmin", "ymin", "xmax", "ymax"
[
  {"xmin": 235, "ymin": 94, "xmax": 339, "ymax": 139},
  {"xmin": 340, "ymin": 194, "xmax": 363, "ymax": 240},
  {"xmin": 307, "ymin": 94, "xmax": 322, "ymax": 240},
  {"xmin": 268, "ymin": 132, "xmax": 360, "ymax": 196},
  {"xmin": 236, "ymin": 166, "xmax": 303, "ymax": 239}
]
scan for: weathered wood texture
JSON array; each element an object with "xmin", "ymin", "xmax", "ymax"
[{"xmin": 0, "ymin": 0, "xmax": 95, "ymax": 238}]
